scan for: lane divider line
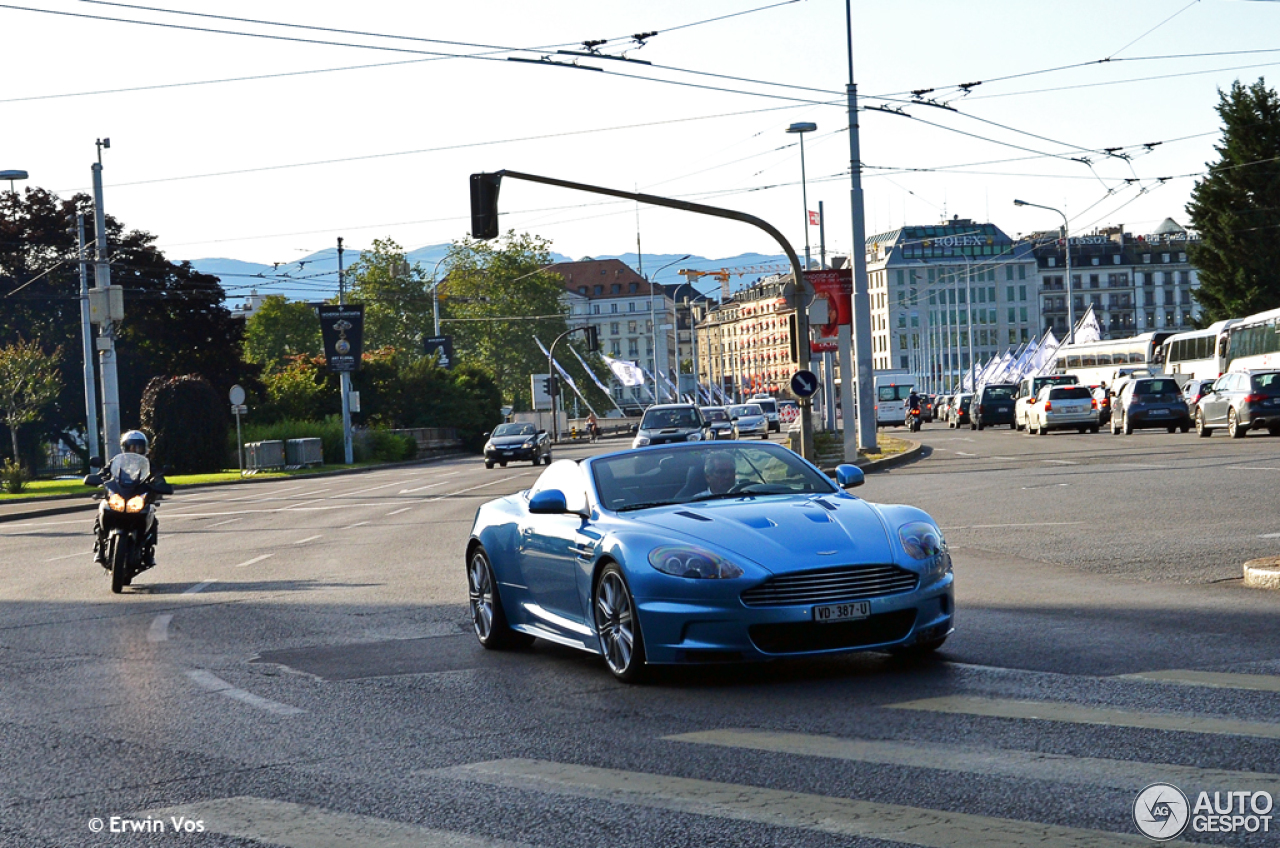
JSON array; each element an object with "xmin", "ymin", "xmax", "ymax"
[
  {"xmin": 1117, "ymin": 669, "xmax": 1280, "ymax": 692},
  {"xmin": 234, "ymin": 554, "xmax": 273, "ymax": 569},
  {"xmin": 345, "ymin": 521, "xmax": 370, "ymax": 529},
  {"xmin": 294, "ymin": 534, "xmax": 323, "ymax": 545},
  {"xmin": 208, "ymin": 517, "xmax": 243, "ymax": 527},
  {"xmin": 387, "ymin": 507, "xmax": 412, "ymax": 516},
  {"xmin": 185, "ymin": 669, "xmax": 303, "ymax": 716},
  {"xmin": 148, "ymin": 579, "xmax": 217, "ymax": 642}
]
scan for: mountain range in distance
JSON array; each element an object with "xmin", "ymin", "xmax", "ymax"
[{"xmin": 185, "ymin": 244, "xmax": 807, "ymax": 308}]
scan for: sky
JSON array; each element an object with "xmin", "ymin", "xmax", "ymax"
[{"xmin": 4, "ymin": 0, "xmax": 1279, "ymax": 285}]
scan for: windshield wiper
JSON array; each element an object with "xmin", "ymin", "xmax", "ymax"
[{"xmin": 615, "ymin": 500, "xmax": 681, "ymax": 512}]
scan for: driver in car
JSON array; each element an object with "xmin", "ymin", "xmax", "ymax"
[{"xmin": 698, "ymin": 452, "xmax": 740, "ymax": 497}]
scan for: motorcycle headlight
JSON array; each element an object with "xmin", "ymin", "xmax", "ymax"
[
  {"xmin": 635, "ymin": 436, "xmax": 650, "ymax": 446},
  {"xmin": 107, "ymin": 493, "xmax": 126, "ymax": 512},
  {"xmin": 648, "ymin": 545, "xmax": 743, "ymax": 579},
  {"xmin": 126, "ymin": 495, "xmax": 147, "ymax": 513},
  {"xmin": 899, "ymin": 521, "xmax": 946, "ymax": 560},
  {"xmin": 686, "ymin": 432, "xmax": 702, "ymax": 441}
]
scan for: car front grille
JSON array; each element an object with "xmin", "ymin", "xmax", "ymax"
[
  {"xmin": 749, "ymin": 609, "xmax": 918, "ymax": 653},
  {"xmin": 740, "ymin": 564, "xmax": 919, "ymax": 607}
]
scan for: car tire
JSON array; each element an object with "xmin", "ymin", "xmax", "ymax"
[
  {"xmin": 1166, "ymin": 425, "xmax": 1177, "ymax": 433},
  {"xmin": 467, "ymin": 546, "xmax": 533, "ymax": 650},
  {"xmin": 1122, "ymin": 412, "xmax": 1133, "ymax": 435},
  {"xmin": 1196, "ymin": 410, "xmax": 1211, "ymax": 437},
  {"xmin": 1090, "ymin": 426, "xmax": 1099, "ymax": 434},
  {"xmin": 1180, "ymin": 421, "xmax": 1191, "ymax": 434},
  {"xmin": 1079, "ymin": 427, "xmax": 1088, "ymax": 434},
  {"xmin": 484, "ymin": 461, "xmax": 494, "ymax": 469},
  {"xmin": 970, "ymin": 421, "xmax": 977, "ymax": 430},
  {"xmin": 976, "ymin": 422, "xmax": 984, "ymax": 431},
  {"xmin": 594, "ymin": 564, "xmax": 646, "ymax": 683},
  {"xmin": 545, "ymin": 453, "xmax": 553, "ymax": 465},
  {"xmin": 500, "ymin": 461, "xmax": 508, "ymax": 467},
  {"xmin": 1229, "ymin": 408, "xmax": 1247, "ymax": 438}
]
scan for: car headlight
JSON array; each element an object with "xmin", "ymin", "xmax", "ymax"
[
  {"xmin": 107, "ymin": 493, "xmax": 126, "ymax": 512},
  {"xmin": 648, "ymin": 545, "xmax": 744, "ymax": 579},
  {"xmin": 126, "ymin": 495, "xmax": 147, "ymax": 513},
  {"xmin": 635, "ymin": 436, "xmax": 650, "ymax": 446},
  {"xmin": 522, "ymin": 439, "xmax": 535, "ymax": 448},
  {"xmin": 484, "ymin": 442, "xmax": 493, "ymax": 452},
  {"xmin": 899, "ymin": 521, "xmax": 946, "ymax": 560},
  {"xmin": 686, "ymin": 433, "xmax": 702, "ymax": 441}
]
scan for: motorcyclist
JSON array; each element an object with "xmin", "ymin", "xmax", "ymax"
[
  {"xmin": 907, "ymin": 390, "xmax": 922, "ymax": 430},
  {"xmin": 92, "ymin": 430, "xmax": 160, "ymax": 569}
]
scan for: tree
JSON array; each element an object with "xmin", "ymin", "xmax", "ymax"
[
  {"xmin": 442, "ymin": 232, "xmax": 568, "ymax": 408},
  {"xmin": 0, "ymin": 339, "xmax": 63, "ymax": 465},
  {"xmin": 345, "ymin": 238, "xmax": 434, "ymax": 355},
  {"xmin": 1186, "ymin": 77, "xmax": 1280, "ymax": 322},
  {"xmin": 140, "ymin": 375, "xmax": 227, "ymax": 474},
  {"xmin": 243, "ymin": 295, "xmax": 322, "ymax": 370}
]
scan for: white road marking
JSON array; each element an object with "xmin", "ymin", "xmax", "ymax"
[
  {"xmin": 398, "ymin": 479, "xmax": 457, "ymax": 494},
  {"xmin": 941, "ymin": 521, "xmax": 1083, "ymax": 530},
  {"xmin": 43, "ymin": 551, "xmax": 87, "ymax": 562},
  {"xmin": 1019, "ymin": 483, "xmax": 1070, "ymax": 490},
  {"xmin": 1106, "ymin": 463, "xmax": 1171, "ymax": 470},
  {"xmin": 432, "ymin": 758, "xmax": 1156, "ymax": 848},
  {"xmin": 954, "ymin": 451, "xmax": 977, "ymax": 457},
  {"xmin": 1259, "ymin": 533, "xmax": 1280, "ymax": 539},
  {"xmin": 889, "ymin": 695, "xmax": 1280, "ymax": 739},
  {"xmin": 183, "ymin": 579, "xmax": 217, "ymax": 594},
  {"xmin": 667, "ymin": 729, "xmax": 1280, "ymax": 796},
  {"xmin": 148, "ymin": 580, "xmax": 216, "ymax": 642},
  {"xmin": 207, "ymin": 517, "xmax": 243, "ymax": 527},
  {"xmin": 1229, "ymin": 466, "xmax": 1280, "ymax": 471},
  {"xmin": 185, "ymin": 670, "xmax": 303, "ymax": 716},
  {"xmin": 386, "ymin": 507, "xmax": 412, "ymax": 516},
  {"xmin": 1043, "ymin": 459, "xmax": 1078, "ymax": 465},
  {"xmin": 294, "ymin": 534, "xmax": 323, "ymax": 544},
  {"xmin": 344, "ymin": 521, "xmax": 370, "ymax": 529},
  {"xmin": 234, "ymin": 554, "xmax": 273, "ymax": 569},
  {"xmin": 1118, "ymin": 670, "xmax": 1280, "ymax": 692},
  {"xmin": 141, "ymin": 797, "xmax": 525, "ymax": 848}
]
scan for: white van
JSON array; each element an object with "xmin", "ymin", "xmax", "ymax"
[{"xmin": 873, "ymin": 374, "xmax": 915, "ymax": 427}]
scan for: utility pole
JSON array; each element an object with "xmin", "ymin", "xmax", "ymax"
[
  {"xmin": 75, "ymin": 213, "xmax": 100, "ymax": 462},
  {"xmin": 91, "ymin": 139, "xmax": 121, "ymax": 458},
  {"xmin": 337, "ymin": 238, "xmax": 354, "ymax": 464},
  {"xmin": 844, "ymin": 2, "xmax": 877, "ymax": 454}
]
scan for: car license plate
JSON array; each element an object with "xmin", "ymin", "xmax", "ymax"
[
  {"xmin": 1150, "ymin": 409, "xmax": 1169, "ymax": 416},
  {"xmin": 814, "ymin": 600, "xmax": 870, "ymax": 623}
]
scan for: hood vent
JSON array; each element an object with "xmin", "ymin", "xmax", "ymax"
[{"xmin": 675, "ymin": 510, "xmax": 713, "ymax": 522}]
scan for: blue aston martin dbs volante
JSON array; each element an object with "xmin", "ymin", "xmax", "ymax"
[{"xmin": 465, "ymin": 442, "xmax": 954, "ymax": 682}]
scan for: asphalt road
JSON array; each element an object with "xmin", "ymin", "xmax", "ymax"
[{"xmin": 2, "ymin": 427, "xmax": 1278, "ymax": 847}]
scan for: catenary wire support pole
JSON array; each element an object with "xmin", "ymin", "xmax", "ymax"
[
  {"xmin": 75, "ymin": 213, "xmax": 100, "ymax": 462},
  {"xmin": 91, "ymin": 139, "xmax": 121, "ymax": 459},
  {"xmin": 844, "ymin": 1, "xmax": 877, "ymax": 455},
  {"xmin": 474, "ymin": 170, "xmax": 816, "ymax": 461},
  {"xmin": 337, "ymin": 237, "xmax": 354, "ymax": 464},
  {"xmin": 1015, "ymin": 199, "xmax": 1073, "ymax": 345}
]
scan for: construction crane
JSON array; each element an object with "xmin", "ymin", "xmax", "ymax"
[{"xmin": 677, "ymin": 263, "xmax": 790, "ymax": 301}]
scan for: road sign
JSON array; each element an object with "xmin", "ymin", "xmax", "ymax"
[
  {"xmin": 791, "ymin": 369, "xmax": 819, "ymax": 398},
  {"xmin": 229, "ymin": 384, "xmax": 246, "ymax": 405},
  {"xmin": 230, "ymin": 404, "xmax": 247, "ymax": 414}
]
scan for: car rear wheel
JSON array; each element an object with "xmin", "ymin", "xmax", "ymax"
[
  {"xmin": 1269, "ymin": 426, "xmax": 1280, "ymax": 437},
  {"xmin": 1229, "ymin": 408, "xmax": 1247, "ymax": 438},
  {"xmin": 594, "ymin": 564, "xmax": 647, "ymax": 683},
  {"xmin": 484, "ymin": 461, "xmax": 494, "ymax": 469},
  {"xmin": 1090, "ymin": 426, "xmax": 1099, "ymax": 434},
  {"xmin": 467, "ymin": 547, "xmax": 532, "ymax": 650},
  {"xmin": 1166, "ymin": 425, "xmax": 1177, "ymax": 433},
  {"xmin": 1196, "ymin": 410, "xmax": 1212, "ymax": 437}
]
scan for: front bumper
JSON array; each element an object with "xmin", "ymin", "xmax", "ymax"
[
  {"xmin": 635, "ymin": 572, "xmax": 955, "ymax": 664},
  {"xmin": 485, "ymin": 446, "xmax": 538, "ymax": 461}
]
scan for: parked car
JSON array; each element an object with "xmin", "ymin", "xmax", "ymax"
[
  {"xmin": 1181, "ymin": 377, "xmax": 1219, "ymax": 420},
  {"xmin": 1025, "ymin": 384, "xmax": 1099, "ymax": 435},
  {"xmin": 700, "ymin": 406, "xmax": 738, "ymax": 440},
  {"xmin": 971, "ymin": 383, "xmax": 1018, "ymax": 430},
  {"xmin": 727, "ymin": 403, "xmax": 770, "ymax": 439},
  {"xmin": 1014, "ymin": 374, "xmax": 1079, "ymax": 430},
  {"xmin": 749, "ymin": 395, "xmax": 781, "ymax": 432},
  {"xmin": 1111, "ymin": 377, "xmax": 1191, "ymax": 435},
  {"xmin": 632, "ymin": 404, "xmax": 712, "ymax": 448},
  {"xmin": 947, "ymin": 393, "xmax": 973, "ymax": 428},
  {"xmin": 483, "ymin": 422, "xmax": 552, "ymax": 468},
  {"xmin": 464, "ymin": 443, "xmax": 955, "ymax": 681},
  {"xmin": 1196, "ymin": 370, "xmax": 1280, "ymax": 438}
]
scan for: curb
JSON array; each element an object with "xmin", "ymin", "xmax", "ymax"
[
  {"xmin": 0, "ymin": 450, "xmax": 469, "ymax": 524},
  {"xmin": 1243, "ymin": 556, "xmax": 1280, "ymax": 591},
  {"xmin": 820, "ymin": 438, "xmax": 924, "ymax": 476}
]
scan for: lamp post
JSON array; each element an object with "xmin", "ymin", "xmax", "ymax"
[
  {"xmin": 1015, "ymin": 199, "xmax": 1073, "ymax": 344},
  {"xmin": 0, "ymin": 169, "xmax": 28, "ymax": 193},
  {"xmin": 648, "ymin": 254, "xmax": 689, "ymax": 402},
  {"xmin": 960, "ymin": 254, "xmax": 974, "ymax": 391},
  {"xmin": 786, "ymin": 123, "xmax": 817, "ymax": 272},
  {"xmin": 429, "ymin": 254, "xmax": 449, "ymax": 337}
]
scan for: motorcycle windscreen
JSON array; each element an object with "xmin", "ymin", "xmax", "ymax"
[{"xmin": 108, "ymin": 453, "xmax": 151, "ymax": 486}]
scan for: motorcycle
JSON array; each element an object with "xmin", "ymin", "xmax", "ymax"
[
  {"xmin": 908, "ymin": 407, "xmax": 922, "ymax": 433},
  {"xmin": 85, "ymin": 453, "xmax": 173, "ymax": 594}
]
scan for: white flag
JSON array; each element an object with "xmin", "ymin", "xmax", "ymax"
[
  {"xmin": 602, "ymin": 354, "xmax": 646, "ymax": 387},
  {"xmin": 1031, "ymin": 330, "xmax": 1062, "ymax": 376},
  {"xmin": 1073, "ymin": 306, "xmax": 1102, "ymax": 345}
]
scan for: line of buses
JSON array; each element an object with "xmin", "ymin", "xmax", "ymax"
[{"xmin": 1051, "ymin": 305, "xmax": 1280, "ymax": 386}]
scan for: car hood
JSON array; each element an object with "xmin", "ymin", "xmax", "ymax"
[
  {"xmin": 623, "ymin": 496, "xmax": 895, "ymax": 573},
  {"xmin": 639, "ymin": 426, "xmax": 700, "ymax": 436},
  {"xmin": 490, "ymin": 435, "xmax": 536, "ymax": 446}
]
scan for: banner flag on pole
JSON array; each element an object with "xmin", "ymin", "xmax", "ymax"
[
  {"xmin": 534, "ymin": 337, "xmax": 598, "ymax": 417},
  {"xmin": 1073, "ymin": 305, "xmax": 1102, "ymax": 345},
  {"xmin": 568, "ymin": 345, "xmax": 613, "ymax": 395},
  {"xmin": 602, "ymin": 354, "xmax": 646, "ymax": 387}
]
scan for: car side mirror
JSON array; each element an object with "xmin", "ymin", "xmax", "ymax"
[
  {"xmin": 835, "ymin": 465, "xmax": 864, "ymax": 489},
  {"xmin": 529, "ymin": 489, "xmax": 569, "ymax": 514},
  {"xmin": 482, "ymin": 432, "xmax": 491, "ymax": 439}
]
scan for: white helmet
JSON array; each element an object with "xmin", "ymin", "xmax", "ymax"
[{"xmin": 120, "ymin": 430, "xmax": 149, "ymax": 454}]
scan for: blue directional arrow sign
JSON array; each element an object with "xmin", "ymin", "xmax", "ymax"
[{"xmin": 790, "ymin": 369, "xmax": 819, "ymax": 398}]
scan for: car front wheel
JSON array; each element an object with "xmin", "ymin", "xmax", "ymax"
[
  {"xmin": 594, "ymin": 564, "xmax": 646, "ymax": 683},
  {"xmin": 1196, "ymin": 410, "xmax": 1212, "ymax": 437},
  {"xmin": 1122, "ymin": 412, "xmax": 1134, "ymax": 435}
]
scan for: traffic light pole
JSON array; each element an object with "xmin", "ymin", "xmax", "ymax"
[
  {"xmin": 547, "ymin": 325, "xmax": 597, "ymax": 444},
  {"xmin": 472, "ymin": 171, "xmax": 815, "ymax": 462}
]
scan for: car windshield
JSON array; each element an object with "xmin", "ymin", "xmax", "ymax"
[
  {"xmin": 591, "ymin": 444, "xmax": 835, "ymax": 512},
  {"xmin": 753, "ymin": 399, "xmax": 777, "ymax": 413},
  {"xmin": 701, "ymin": 408, "xmax": 730, "ymax": 422},
  {"xmin": 1252, "ymin": 373, "xmax": 1280, "ymax": 394},
  {"xmin": 493, "ymin": 423, "xmax": 535, "ymax": 437},
  {"xmin": 1134, "ymin": 379, "xmax": 1179, "ymax": 396},
  {"xmin": 983, "ymin": 386, "xmax": 1015, "ymax": 401},
  {"xmin": 878, "ymin": 385, "xmax": 913, "ymax": 401},
  {"xmin": 108, "ymin": 453, "xmax": 150, "ymax": 486},
  {"xmin": 730, "ymin": 405, "xmax": 763, "ymax": 417},
  {"xmin": 641, "ymin": 408, "xmax": 700, "ymax": 429}
]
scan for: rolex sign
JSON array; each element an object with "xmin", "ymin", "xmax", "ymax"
[{"xmin": 317, "ymin": 304, "xmax": 365, "ymax": 372}]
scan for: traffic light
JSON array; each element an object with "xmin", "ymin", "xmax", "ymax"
[
  {"xmin": 584, "ymin": 325, "xmax": 600, "ymax": 352},
  {"xmin": 539, "ymin": 376, "xmax": 552, "ymax": 397},
  {"xmin": 470, "ymin": 173, "xmax": 502, "ymax": 240},
  {"xmin": 548, "ymin": 374, "xmax": 560, "ymax": 399},
  {"xmin": 788, "ymin": 312, "xmax": 799, "ymax": 363}
]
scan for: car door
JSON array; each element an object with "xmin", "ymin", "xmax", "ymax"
[
  {"xmin": 1201, "ymin": 374, "xmax": 1232, "ymax": 426},
  {"xmin": 518, "ymin": 461, "xmax": 596, "ymax": 637}
]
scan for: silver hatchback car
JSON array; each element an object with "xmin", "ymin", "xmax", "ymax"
[{"xmin": 1026, "ymin": 385, "xmax": 1099, "ymax": 435}]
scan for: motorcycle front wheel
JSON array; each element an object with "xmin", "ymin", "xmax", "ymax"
[{"xmin": 109, "ymin": 536, "xmax": 128, "ymax": 594}]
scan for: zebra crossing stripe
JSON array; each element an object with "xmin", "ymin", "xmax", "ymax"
[
  {"xmin": 432, "ymin": 758, "xmax": 1163, "ymax": 847},
  {"xmin": 141, "ymin": 796, "xmax": 527, "ymax": 848},
  {"xmin": 889, "ymin": 695, "xmax": 1280, "ymax": 739},
  {"xmin": 1117, "ymin": 670, "xmax": 1280, "ymax": 692},
  {"xmin": 664, "ymin": 729, "xmax": 1280, "ymax": 796}
]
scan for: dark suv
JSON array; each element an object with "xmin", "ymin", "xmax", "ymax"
[
  {"xmin": 632, "ymin": 404, "xmax": 712, "ymax": 448},
  {"xmin": 972, "ymin": 383, "xmax": 1018, "ymax": 430},
  {"xmin": 1196, "ymin": 370, "xmax": 1280, "ymax": 438},
  {"xmin": 1111, "ymin": 377, "xmax": 1190, "ymax": 435}
]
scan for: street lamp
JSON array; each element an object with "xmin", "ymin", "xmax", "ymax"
[
  {"xmin": 1014, "ymin": 199, "xmax": 1073, "ymax": 344},
  {"xmin": 429, "ymin": 254, "xmax": 449, "ymax": 337},
  {"xmin": 786, "ymin": 122, "xmax": 817, "ymax": 271},
  {"xmin": 648, "ymin": 254, "xmax": 689, "ymax": 402},
  {"xmin": 1, "ymin": 169, "xmax": 28, "ymax": 193}
]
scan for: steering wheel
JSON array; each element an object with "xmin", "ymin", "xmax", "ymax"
[{"xmin": 727, "ymin": 481, "xmax": 754, "ymax": 495}]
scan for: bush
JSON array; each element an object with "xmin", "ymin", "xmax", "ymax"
[
  {"xmin": 1, "ymin": 458, "xmax": 27, "ymax": 493},
  {"xmin": 141, "ymin": 375, "xmax": 228, "ymax": 474},
  {"xmin": 360, "ymin": 429, "xmax": 416, "ymax": 462}
]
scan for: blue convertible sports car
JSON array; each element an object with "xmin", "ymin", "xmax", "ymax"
[{"xmin": 465, "ymin": 442, "xmax": 954, "ymax": 682}]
